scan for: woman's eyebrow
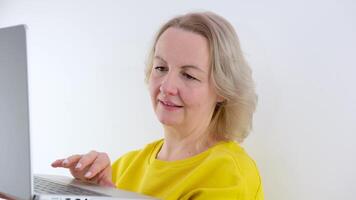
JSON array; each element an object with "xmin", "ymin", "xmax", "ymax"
[
  {"xmin": 154, "ymin": 55, "xmax": 205, "ymax": 73},
  {"xmin": 181, "ymin": 65, "xmax": 205, "ymax": 73},
  {"xmin": 154, "ymin": 55, "xmax": 167, "ymax": 64}
]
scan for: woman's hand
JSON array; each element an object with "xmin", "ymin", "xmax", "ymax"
[{"xmin": 51, "ymin": 151, "xmax": 115, "ymax": 187}]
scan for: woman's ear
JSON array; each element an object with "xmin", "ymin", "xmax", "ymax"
[{"xmin": 216, "ymin": 95, "xmax": 225, "ymax": 103}]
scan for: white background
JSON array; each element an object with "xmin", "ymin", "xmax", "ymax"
[{"xmin": 1, "ymin": 0, "xmax": 355, "ymax": 199}]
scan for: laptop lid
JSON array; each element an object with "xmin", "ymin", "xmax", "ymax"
[
  {"xmin": 0, "ymin": 25, "xmax": 156, "ymax": 200},
  {"xmin": 0, "ymin": 25, "xmax": 32, "ymax": 200}
]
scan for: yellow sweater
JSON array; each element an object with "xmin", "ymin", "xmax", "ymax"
[{"xmin": 112, "ymin": 139, "xmax": 263, "ymax": 200}]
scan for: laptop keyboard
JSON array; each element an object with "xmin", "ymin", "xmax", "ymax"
[{"xmin": 34, "ymin": 176, "xmax": 108, "ymax": 196}]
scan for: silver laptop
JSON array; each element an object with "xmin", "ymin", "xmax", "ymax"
[{"xmin": 0, "ymin": 25, "xmax": 155, "ymax": 200}]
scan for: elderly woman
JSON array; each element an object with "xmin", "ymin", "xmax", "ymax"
[{"xmin": 52, "ymin": 11, "xmax": 264, "ymax": 200}]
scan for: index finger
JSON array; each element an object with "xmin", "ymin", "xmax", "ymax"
[
  {"xmin": 51, "ymin": 154, "xmax": 82, "ymax": 168},
  {"xmin": 51, "ymin": 159, "xmax": 65, "ymax": 168}
]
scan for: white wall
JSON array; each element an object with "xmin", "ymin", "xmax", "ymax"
[{"xmin": 1, "ymin": 0, "xmax": 355, "ymax": 199}]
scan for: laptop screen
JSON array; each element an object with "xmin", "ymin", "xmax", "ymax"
[{"xmin": 0, "ymin": 25, "xmax": 32, "ymax": 200}]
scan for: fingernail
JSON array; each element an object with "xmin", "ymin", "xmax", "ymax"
[
  {"xmin": 84, "ymin": 171, "xmax": 92, "ymax": 178},
  {"xmin": 62, "ymin": 159, "xmax": 69, "ymax": 166},
  {"xmin": 75, "ymin": 163, "xmax": 82, "ymax": 169}
]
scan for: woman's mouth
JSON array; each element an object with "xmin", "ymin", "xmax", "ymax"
[{"xmin": 159, "ymin": 100, "xmax": 183, "ymax": 111}]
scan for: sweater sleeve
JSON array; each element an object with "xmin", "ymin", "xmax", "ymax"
[{"xmin": 111, "ymin": 150, "xmax": 140, "ymax": 185}]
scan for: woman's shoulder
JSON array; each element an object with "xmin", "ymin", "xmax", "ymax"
[
  {"xmin": 211, "ymin": 141, "xmax": 251, "ymax": 159},
  {"xmin": 113, "ymin": 139, "xmax": 163, "ymax": 165},
  {"xmin": 207, "ymin": 140, "xmax": 262, "ymax": 194},
  {"xmin": 209, "ymin": 140, "xmax": 259, "ymax": 172},
  {"xmin": 111, "ymin": 139, "xmax": 163, "ymax": 179}
]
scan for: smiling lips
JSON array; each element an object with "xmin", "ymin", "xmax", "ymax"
[{"xmin": 159, "ymin": 100, "xmax": 183, "ymax": 110}]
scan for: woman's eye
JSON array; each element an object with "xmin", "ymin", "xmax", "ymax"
[
  {"xmin": 182, "ymin": 72, "xmax": 198, "ymax": 81},
  {"xmin": 154, "ymin": 66, "xmax": 167, "ymax": 72}
]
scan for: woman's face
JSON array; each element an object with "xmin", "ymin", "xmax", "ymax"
[{"xmin": 148, "ymin": 27, "xmax": 221, "ymax": 130}]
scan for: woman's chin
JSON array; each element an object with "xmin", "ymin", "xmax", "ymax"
[{"xmin": 157, "ymin": 117, "xmax": 181, "ymax": 126}]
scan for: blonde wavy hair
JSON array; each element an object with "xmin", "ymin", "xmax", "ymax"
[{"xmin": 145, "ymin": 12, "xmax": 257, "ymax": 143}]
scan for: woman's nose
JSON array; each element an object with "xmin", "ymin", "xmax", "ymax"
[{"xmin": 160, "ymin": 74, "xmax": 178, "ymax": 96}]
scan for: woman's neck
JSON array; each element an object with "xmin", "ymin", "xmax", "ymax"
[{"xmin": 156, "ymin": 126, "xmax": 217, "ymax": 161}]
